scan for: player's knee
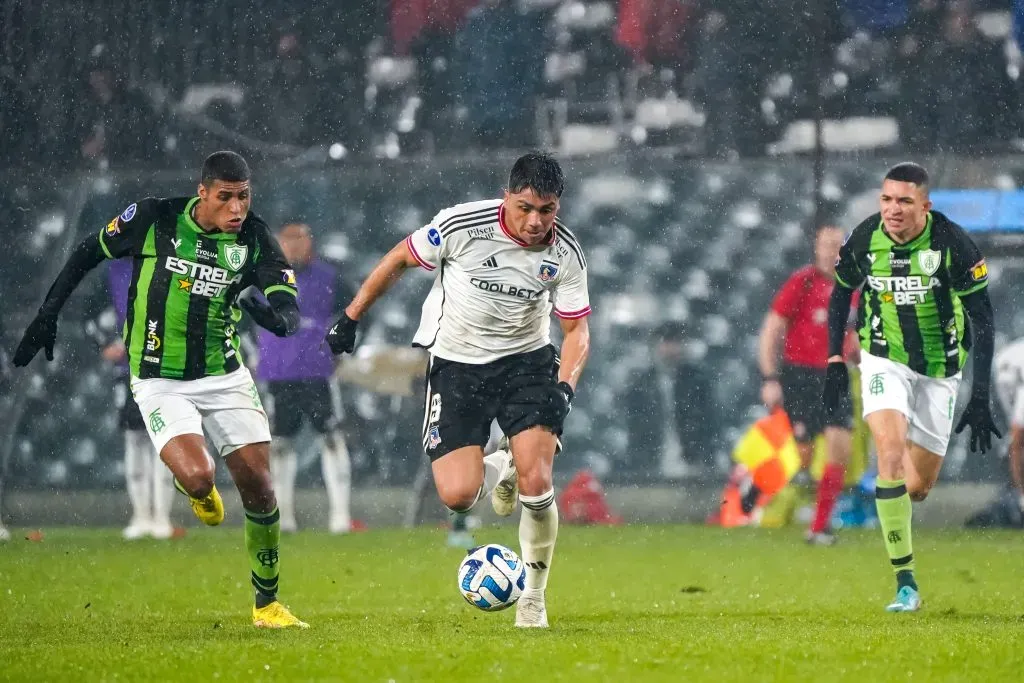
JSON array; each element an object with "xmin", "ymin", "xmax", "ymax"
[
  {"xmin": 517, "ymin": 466, "xmax": 553, "ymax": 498},
  {"xmin": 177, "ymin": 461, "xmax": 215, "ymax": 499},
  {"xmin": 908, "ymin": 482, "xmax": 932, "ymax": 502},
  {"xmin": 437, "ymin": 481, "xmax": 480, "ymax": 513}
]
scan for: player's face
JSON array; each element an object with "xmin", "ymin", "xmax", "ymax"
[
  {"xmin": 277, "ymin": 223, "xmax": 313, "ymax": 266},
  {"xmin": 197, "ymin": 180, "xmax": 251, "ymax": 233},
  {"xmin": 879, "ymin": 179, "xmax": 931, "ymax": 239},
  {"xmin": 814, "ymin": 227, "xmax": 844, "ymax": 275},
  {"xmin": 503, "ymin": 188, "xmax": 559, "ymax": 246}
]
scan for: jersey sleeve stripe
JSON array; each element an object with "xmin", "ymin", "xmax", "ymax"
[
  {"xmin": 555, "ymin": 224, "xmax": 587, "ymax": 269},
  {"xmin": 439, "ymin": 206, "xmax": 499, "ymax": 235},
  {"xmin": 442, "ymin": 215, "xmax": 499, "ymax": 238},
  {"xmin": 834, "ymin": 273, "xmax": 853, "ymax": 288},
  {"xmin": 405, "ymin": 235, "xmax": 436, "ymax": 271},
  {"xmin": 955, "ymin": 281, "xmax": 988, "ymax": 296},
  {"xmin": 264, "ymin": 284, "xmax": 297, "ymax": 297},
  {"xmin": 98, "ymin": 231, "xmax": 114, "ymax": 259},
  {"xmin": 554, "ymin": 305, "xmax": 592, "ymax": 319}
]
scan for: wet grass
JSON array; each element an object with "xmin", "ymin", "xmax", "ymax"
[{"xmin": 1, "ymin": 524, "xmax": 1022, "ymax": 682}]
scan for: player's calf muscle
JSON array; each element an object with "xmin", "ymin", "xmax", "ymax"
[{"xmin": 160, "ymin": 435, "xmax": 214, "ymax": 497}]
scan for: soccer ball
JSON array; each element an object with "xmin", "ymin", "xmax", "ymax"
[{"xmin": 457, "ymin": 544, "xmax": 526, "ymax": 611}]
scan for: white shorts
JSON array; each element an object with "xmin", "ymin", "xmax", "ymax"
[
  {"xmin": 859, "ymin": 351, "xmax": 961, "ymax": 456},
  {"xmin": 130, "ymin": 366, "xmax": 271, "ymax": 457}
]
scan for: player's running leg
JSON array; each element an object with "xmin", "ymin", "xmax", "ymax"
[
  {"xmin": 269, "ymin": 437, "xmax": 299, "ymax": 532},
  {"xmin": 489, "ymin": 434, "xmax": 517, "ymax": 516},
  {"xmin": 161, "ymin": 434, "xmax": 224, "ymax": 526},
  {"xmin": 320, "ymin": 430, "xmax": 352, "ymax": 534},
  {"xmin": 225, "ymin": 443, "xmax": 308, "ymax": 629},
  {"xmin": 866, "ymin": 409, "xmax": 921, "ymax": 612},
  {"xmin": 123, "ymin": 429, "xmax": 153, "ymax": 539},
  {"xmin": 509, "ymin": 427, "xmax": 559, "ymax": 629},
  {"xmin": 432, "ymin": 445, "xmax": 503, "ymax": 512},
  {"xmin": 807, "ymin": 426, "xmax": 852, "ymax": 545}
]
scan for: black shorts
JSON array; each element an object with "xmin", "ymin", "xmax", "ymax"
[
  {"xmin": 780, "ymin": 363, "xmax": 853, "ymax": 442},
  {"xmin": 266, "ymin": 379, "xmax": 336, "ymax": 437},
  {"xmin": 118, "ymin": 377, "xmax": 146, "ymax": 431},
  {"xmin": 422, "ymin": 345, "xmax": 561, "ymax": 461}
]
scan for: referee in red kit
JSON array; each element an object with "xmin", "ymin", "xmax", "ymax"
[{"xmin": 758, "ymin": 225, "xmax": 855, "ymax": 545}]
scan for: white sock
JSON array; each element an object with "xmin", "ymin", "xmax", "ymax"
[
  {"xmin": 270, "ymin": 438, "xmax": 298, "ymax": 525},
  {"xmin": 477, "ymin": 449, "xmax": 508, "ymax": 503},
  {"xmin": 320, "ymin": 432, "xmax": 351, "ymax": 529},
  {"xmin": 124, "ymin": 430, "xmax": 151, "ymax": 525},
  {"xmin": 149, "ymin": 436, "xmax": 173, "ymax": 528},
  {"xmin": 518, "ymin": 490, "xmax": 558, "ymax": 591}
]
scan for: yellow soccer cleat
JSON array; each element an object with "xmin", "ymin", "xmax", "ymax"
[
  {"xmin": 174, "ymin": 479, "xmax": 225, "ymax": 526},
  {"xmin": 252, "ymin": 601, "xmax": 309, "ymax": 629}
]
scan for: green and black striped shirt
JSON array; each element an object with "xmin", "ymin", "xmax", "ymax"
[
  {"xmin": 835, "ymin": 210, "xmax": 989, "ymax": 379},
  {"xmin": 99, "ymin": 197, "xmax": 297, "ymax": 380}
]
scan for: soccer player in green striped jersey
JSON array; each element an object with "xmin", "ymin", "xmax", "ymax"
[
  {"xmin": 13, "ymin": 151, "xmax": 309, "ymax": 629},
  {"xmin": 823, "ymin": 162, "xmax": 1000, "ymax": 613}
]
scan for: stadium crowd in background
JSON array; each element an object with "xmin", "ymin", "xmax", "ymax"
[{"xmin": 2, "ymin": 0, "xmax": 1023, "ymax": 167}]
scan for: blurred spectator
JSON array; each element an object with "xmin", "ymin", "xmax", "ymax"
[
  {"xmin": 901, "ymin": 1, "xmax": 1014, "ymax": 153},
  {"xmin": 625, "ymin": 323, "xmax": 718, "ymax": 478},
  {"xmin": 72, "ymin": 44, "xmax": 164, "ymax": 167},
  {"xmin": 245, "ymin": 29, "xmax": 320, "ymax": 146},
  {"xmin": 842, "ymin": 0, "xmax": 909, "ymax": 34},
  {"xmin": 455, "ymin": 0, "xmax": 546, "ymax": 148},
  {"xmin": 391, "ymin": 0, "xmax": 478, "ymax": 55},
  {"xmin": 616, "ymin": 0, "xmax": 698, "ymax": 70},
  {"xmin": 695, "ymin": 2, "xmax": 773, "ymax": 157}
]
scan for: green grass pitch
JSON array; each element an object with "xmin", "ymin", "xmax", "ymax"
[{"xmin": 1, "ymin": 524, "xmax": 1022, "ymax": 682}]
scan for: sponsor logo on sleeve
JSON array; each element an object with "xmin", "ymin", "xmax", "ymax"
[
  {"xmin": 427, "ymin": 228, "xmax": 442, "ymax": 246},
  {"xmin": 120, "ymin": 203, "xmax": 137, "ymax": 222},
  {"xmin": 105, "ymin": 218, "xmax": 121, "ymax": 236},
  {"xmin": 970, "ymin": 259, "xmax": 988, "ymax": 282}
]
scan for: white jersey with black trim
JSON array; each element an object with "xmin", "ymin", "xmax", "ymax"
[
  {"xmin": 407, "ymin": 198, "xmax": 591, "ymax": 364},
  {"xmin": 995, "ymin": 338, "xmax": 1024, "ymax": 429}
]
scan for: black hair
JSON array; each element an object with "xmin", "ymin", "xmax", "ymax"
[
  {"xmin": 201, "ymin": 151, "xmax": 250, "ymax": 186},
  {"xmin": 884, "ymin": 162, "xmax": 929, "ymax": 187},
  {"xmin": 508, "ymin": 152, "xmax": 564, "ymax": 198}
]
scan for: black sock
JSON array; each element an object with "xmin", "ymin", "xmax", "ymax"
[
  {"xmin": 255, "ymin": 592, "xmax": 275, "ymax": 609},
  {"xmin": 451, "ymin": 511, "xmax": 468, "ymax": 532},
  {"xmin": 896, "ymin": 569, "xmax": 918, "ymax": 592}
]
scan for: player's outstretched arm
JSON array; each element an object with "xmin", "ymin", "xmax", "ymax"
[
  {"xmin": 821, "ymin": 283, "xmax": 856, "ymax": 416},
  {"xmin": 326, "ymin": 239, "xmax": 419, "ymax": 355},
  {"xmin": 955, "ymin": 288, "xmax": 1002, "ymax": 453},
  {"xmin": 13, "ymin": 234, "xmax": 107, "ymax": 366},
  {"xmin": 558, "ymin": 316, "xmax": 590, "ymax": 392},
  {"xmin": 237, "ymin": 289, "xmax": 300, "ymax": 338}
]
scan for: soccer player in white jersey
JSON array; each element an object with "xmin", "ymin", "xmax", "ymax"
[
  {"xmin": 995, "ymin": 337, "xmax": 1024, "ymax": 511},
  {"xmin": 327, "ymin": 152, "xmax": 591, "ymax": 628}
]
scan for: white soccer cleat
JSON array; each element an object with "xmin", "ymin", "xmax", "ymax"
[
  {"xmin": 280, "ymin": 517, "xmax": 299, "ymax": 534},
  {"xmin": 515, "ymin": 588, "xmax": 549, "ymax": 628},
  {"xmin": 328, "ymin": 517, "xmax": 351, "ymax": 535},
  {"xmin": 0, "ymin": 525, "xmax": 10, "ymax": 542},
  {"xmin": 122, "ymin": 519, "xmax": 150, "ymax": 540},
  {"xmin": 490, "ymin": 449, "xmax": 518, "ymax": 517}
]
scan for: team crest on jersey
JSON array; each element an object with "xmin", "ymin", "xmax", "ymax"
[
  {"xmin": 537, "ymin": 261, "xmax": 559, "ymax": 281},
  {"xmin": 918, "ymin": 249, "xmax": 941, "ymax": 276},
  {"xmin": 105, "ymin": 218, "xmax": 120, "ymax": 236},
  {"xmin": 223, "ymin": 244, "xmax": 248, "ymax": 272},
  {"xmin": 120, "ymin": 203, "xmax": 137, "ymax": 222}
]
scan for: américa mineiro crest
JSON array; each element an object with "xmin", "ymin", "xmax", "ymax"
[{"xmin": 223, "ymin": 243, "xmax": 248, "ymax": 272}]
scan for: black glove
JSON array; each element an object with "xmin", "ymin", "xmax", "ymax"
[
  {"xmin": 326, "ymin": 313, "xmax": 359, "ymax": 355},
  {"xmin": 955, "ymin": 391, "xmax": 1002, "ymax": 454},
  {"xmin": 821, "ymin": 361, "xmax": 849, "ymax": 419},
  {"xmin": 550, "ymin": 381, "xmax": 574, "ymax": 430},
  {"xmin": 237, "ymin": 290, "xmax": 276, "ymax": 328},
  {"xmin": 13, "ymin": 311, "xmax": 58, "ymax": 366}
]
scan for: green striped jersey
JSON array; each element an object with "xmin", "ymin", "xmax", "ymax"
[
  {"xmin": 99, "ymin": 197, "xmax": 297, "ymax": 380},
  {"xmin": 835, "ymin": 211, "xmax": 989, "ymax": 379}
]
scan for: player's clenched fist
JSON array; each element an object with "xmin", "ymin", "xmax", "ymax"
[
  {"xmin": 13, "ymin": 311, "xmax": 58, "ymax": 366},
  {"xmin": 326, "ymin": 313, "xmax": 359, "ymax": 355}
]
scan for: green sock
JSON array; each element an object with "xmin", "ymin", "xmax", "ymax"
[
  {"xmin": 245, "ymin": 507, "xmax": 281, "ymax": 608},
  {"xmin": 875, "ymin": 478, "xmax": 914, "ymax": 582}
]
